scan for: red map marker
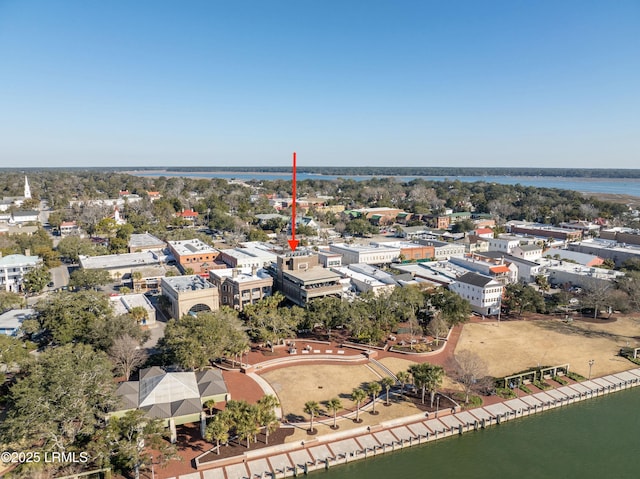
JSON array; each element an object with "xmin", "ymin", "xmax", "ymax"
[{"xmin": 288, "ymin": 151, "xmax": 299, "ymax": 251}]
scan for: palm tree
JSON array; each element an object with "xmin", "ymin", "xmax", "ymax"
[
  {"xmin": 325, "ymin": 397, "xmax": 343, "ymax": 429},
  {"xmin": 410, "ymin": 363, "xmax": 445, "ymax": 406},
  {"xmin": 351, "ymin": 388, "xmax": 367, "ymax": 422},
  {"xmin": 381, "ymin": 377, "xmax": 395, "ymax": 406},
  {"xmin": 303, "ymin": 401, "xmax": 321, "ymax": 432},
  {"xmin": 204, "ymin": 414, "xmax": 229, "ymax": 455},
  {"xmin": 257, "ymin": 395, "xmax": 280, "ymax": 444},
  {"xmin": 203, "ymin": 399, "xmax": 217, "ymax": 416},
  {"xmin": 367, "ymin": 381, "xmax": 382, "ymax": 414},
  {"xmin": 396, "ymin": 371, "xmax": 410, "ymax": 397}
]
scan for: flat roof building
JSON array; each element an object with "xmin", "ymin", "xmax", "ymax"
[
  {"xmin": 128, "ymin": 233, "xmax": 166, "ymax": 253},
  {"xmin": 275, "ymin": 252, "xmax": 343, "ymax": 306},
  {"xmin": 109, "ymin": 293, "xmax": 157, "ymax": 326},
  {"xmin": 209, "ymin": 267, "xmax": 273, "ymax": 311},
  {"xmin": 167, "ymin": 239, "xmax": 222, "ymax": 275},
  {"xmin": 160, "ymin": 275, "xmax": 219, "ymax": 319}
]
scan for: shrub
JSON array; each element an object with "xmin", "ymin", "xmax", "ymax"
[
  {"xmin": 519, "ymin": 384, "xmax": 532, "ymax": 394},
  {"xmin": 566, "ymin": 371, "xmax": 586, "ymax": 382},
  {"xmin": 533, "ymin": 380, "xmax": 552, "ymax": 390},
  {"xmin": 553, "ymin": 376, "xmax": 568, "ymax": 385},
  {"xmin": 496, "ymin": 387, "xmax": 516, "ymax": 399}
]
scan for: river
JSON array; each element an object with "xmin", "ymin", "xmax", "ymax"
[
  {"xmin": 131, "ymin": 171, "xmax": 640, "ymax": 197},
  {"xmin": 320, "ymin": 387, "xmax": 640, "ymax": 479}
]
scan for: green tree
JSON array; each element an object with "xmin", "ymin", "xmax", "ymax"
[
  {"xmin": 205, "ymin": 413, "xmax": 230, "ymax": 454},
  {"xmin": 0, "ymin": 290, "xmax": 24, "ymax": 312},
  {"xmin": 409, "ymin": 363, "xmax": 444, "ymax": 406},
  {"xmin": 69, "ymin": 268, "xmax": 112, "ymax": 290},
  {"xmin": 257, "ymin": 394, "xmax": 280, "ymax": 444},
  {"xmin": 396, "ymin": 370, "xmax": 411, "ymax": 397},
  {"xmin": 35, "ymin": 290, "xmax": 145, "ymax": 350},
  {"xmin": 325, "ymin": 397, "xmax": 343, "ymax": 429},
  {"xmin": 351, "ymin": 388, "xmax": 367, "ymax": 422},
  {"xmin": 1, "ymin": 344, "xmax": 117, "ymax": 473},
  {"xmin": 105, "ymin": 409, "xmax": 177, "ymax": 479},
  {"xmin": 128, "ymin": 305, "xmax": 148, "ymax": 325},
  {"xmin": 367, "ymin": 381, "xmax": 382, "ymax": 414},
  {"xmin": 22, "ymin": 265, "xmax": 51, "ymax": 294},
  {"xmin": 57, "ymin": 235, "xmax": 105, "ymax": 262},
  {"xmin": 429, "ymin": 289, "xmax": 471, "ymax": 326},
  {"xmin": 503, "ymin": 282, "xmax": 545, "ymax": 316},
  {"xmin": 381, "ymin": 377, "xmax": 395, "ymax": 406},
  {"xmin": 95, "ymin": 217, "xmax": 118, "ymax": 237},
  {"xmin": 0, "ymin": 335, "xmax": 33, "ymax": 369},
  {"xmin": 243, "ymin": 293, "xmax": 299, "ymax": 350},
  {"xmin": 303, "ymin": 400, "xmax": 321, "ymax": 432},
  {"xmin": 161, "ymin": 308, "xmax": 248, "ymax": 370},
  {"xmin": 226, "ymin": 400, "xmax": 260, "ymax": 449}
]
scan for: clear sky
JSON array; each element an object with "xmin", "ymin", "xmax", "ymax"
[{"xmin": 0, "ymin": 0, "xmax": 638, "ymax": 169}]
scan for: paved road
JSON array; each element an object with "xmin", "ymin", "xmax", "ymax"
[{"xmin": 48, "ymin": 265, "xmax": 70, "ymax": 291}]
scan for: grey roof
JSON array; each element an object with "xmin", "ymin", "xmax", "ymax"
[
  {"xmin": 455, "ymin": 272, "xmax": 496, "ymax": 287},
  {"xmin": 0, "ymin": 308, "xmax": 35, "ymax": 334},
  {"xmin": 162, "ymin": 275, "xmax": 214, "ymax": 292},
  {"xmin": 79, "ymin": 251, "xmax": 162, "ymax": 270},
  {"xmin": 12, "ymin": 210, "xmax": 39, "ymax": 217},
  {"xmin": 545, "ymin": 248, "xmax": 601, "ymax": 265},
  {"xmin": 196, "ymin": 369, "xmax": 228, "ymax": 397},
  {"xmin": 128, "ymin": 233, "xmax": 166, "ymax": 249},
  {"xmin": 115, "ymin": 367, "xmax": 228, "ymax": 420},
  {"xmin": 116, "ymin": 381, "xmax": 139, "ymax": 410}
]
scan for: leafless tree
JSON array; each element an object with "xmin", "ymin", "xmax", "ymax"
[
  {"xmin": 580, "ymin": 278, "xmax": 615, "ymax": 319},
  {"xmin": 109, "ymin": 334, "xmax": 148, "ymax": 380},
  {"xmin": 426, "ymin": 313, "xmax": 449, "ymax": 346},
  {"xmin": 450, "ymin": 350, "xmax": 489, "ymax": 404}
]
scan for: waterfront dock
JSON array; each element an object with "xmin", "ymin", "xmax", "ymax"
[{"xmin": 165, "ymin": 368, "xmax": 640, "ymax": 479}]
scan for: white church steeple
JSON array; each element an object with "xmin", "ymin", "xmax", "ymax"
[{"xmin": 24, "ymin": 176, "xmax": 31, "ymax": 199}]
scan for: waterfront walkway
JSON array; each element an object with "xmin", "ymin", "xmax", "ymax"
[{"xmin": 161, "ymin": 368, "xmax": 640, "ymax": 479}]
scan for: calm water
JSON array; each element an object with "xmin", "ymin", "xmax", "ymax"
[
  {"xmin": 132, "ymin": 171, "xmax": 640, "ymax": 197},
  {"xmin": 320, "ymin": 387, "xmax": 640, "ymax": 479}
]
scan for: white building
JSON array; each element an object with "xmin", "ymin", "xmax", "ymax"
[
  {"xmin": 417, "ymin": 239, "xmax": 465, "ymax": 260},
  {"xmin": 487, "ymin": 235, "xmax": 523, "ymax": 254},
  {"xmin": 219, "ymin": 246, "xmax": 277, "ymax": 269},
  {"xmin": 109, "ymin": 294, "xmax": 157, "ymax": 326},
  {"xmin": 328, "ymin": 243, "xmax": 400, "ymax": 265},
  {"xmin": 511, "ymin": 244, "xmax": 543, "ymax": 262},
  {"xmin": 0, "ymin": 254, "xmax": 42, "ymax": 292},
  {"xmin": 449, "ymin": 272, "xmax": 503, "ymax": 316}
]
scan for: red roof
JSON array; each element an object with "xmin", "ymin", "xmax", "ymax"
[
  {"xmin": 177, "ymin": 209, "xmax": 199, "ymax": 218},
  {"xmin": 490, "ymin": 265, "xmax": 510, "ymax": 274},
  {"xmin": 475, "ymin": 228, "xmax": 493, "ymax": 235}
]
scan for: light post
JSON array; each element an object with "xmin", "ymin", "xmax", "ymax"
[
  {"xmin": 588, "ymin": 359, "xmax": 595, "ymax": 380},
  {"xmin": 435, "ymin": 395, "xmax": 440, "ymax": 418}
]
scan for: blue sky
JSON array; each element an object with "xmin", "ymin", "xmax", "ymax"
[{"xmin": 0, "ymin": 0, "xmax": 638, "ymax": 168}]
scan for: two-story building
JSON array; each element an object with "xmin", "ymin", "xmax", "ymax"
[
  {"xmin": 167, "ymin": 239, "xmax": 223, "ymax": 275},
  {"xmin": 0, "ymin": 253, "xmax": 42, "ymax": 292}
]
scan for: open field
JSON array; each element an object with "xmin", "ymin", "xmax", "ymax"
[
  {"xmin": 455, "ymin": 316, "xmax": 640, "ymax": 378},
  {"xmin": 260, "ymin": 364, "xmax": 381, "ymax": 420}
]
